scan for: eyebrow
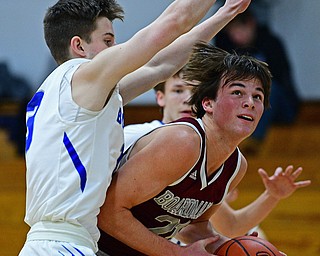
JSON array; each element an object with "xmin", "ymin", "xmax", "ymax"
[
  {"xmin": 173, "ymin": 83, "xmax": 187, "ymax": 88},
  {"xmin": 104, "ymin": 32, "xmax": 115, "ymax": 38},
  {"xmin": 229, "ymin": 82, "xmax": 264, "ymax": 94}
]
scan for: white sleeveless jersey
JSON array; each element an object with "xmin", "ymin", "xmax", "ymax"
[
  {"xmin": 124, "ymin": 120, "xmax": 163, "ymax": 151},
  {"xmin": 24, "ymin": 58, "xmax": 124, "ymax": 247}
]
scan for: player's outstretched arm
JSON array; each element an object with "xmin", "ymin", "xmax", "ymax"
[
  {"xmin": 120, "ymin": 0, "xmax": 252, "ymax": 105},
  {"xmin": 210, "ymin": 165, "xmax": 311, "ymax": 237},
  {"xmin": 72, "ymin": 0, "xmax": 216, "ymax": 111}
]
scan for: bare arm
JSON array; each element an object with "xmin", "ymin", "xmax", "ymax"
[
  {"xmin": 120, "ymin": 0, "xmax": 252, "ymax": 105},
  {"xmin": 72, "ymin": 0, "xmax": 216, "ymax": 111},
  {"xmin": 210, "ymin": 165, "xmax": 311, "ymax": 237},
  {"xmin": 98, "ymin": 125, "xmax": 220, "ymax": 256}
]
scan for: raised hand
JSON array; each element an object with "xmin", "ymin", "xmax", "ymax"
[{"xmin": 258, "ymin": 165, "xmax": 311, "ymax": 200}]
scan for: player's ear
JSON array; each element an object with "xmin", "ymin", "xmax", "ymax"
[
  {"xmin": 202, "ymin": 97, "xmax": 213, "ymax": 113},
  {"xmin": 70, "ymin": 36, "xmax": 86, "ymax": 57},
  {"xmin": 156, "ymin": 91, "xmax": 166, "ymax": 107}
]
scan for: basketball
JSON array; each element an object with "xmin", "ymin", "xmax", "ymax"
[{"xmin": 214, "ymin": 236, "xmax": 283, "ymax": 256}]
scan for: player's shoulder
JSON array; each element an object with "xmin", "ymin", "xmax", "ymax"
[
  {"xmin": 156, "ymin": 123, "xmax": 200, "ymax": 153},
  {"xmin": 164, "ymin": 117, "xmax": 202, "ymax": 140}
]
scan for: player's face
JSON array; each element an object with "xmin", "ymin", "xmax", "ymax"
[
  {"xmin": 208, "ymin": 78, "xmax": 264, "ymax": 139},
  {"xmin": 83, "ymin": 17, "xmax": 116, "ymax": 59},
  {"xmin": 226, "ymin": 21, "xmax": 256, "ymax": 47},
  {"xmin": 156, "ymin": 76, "xmax": 193, "ymax": 123}
]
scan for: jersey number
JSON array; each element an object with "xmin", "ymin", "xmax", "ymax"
[
  {"xmin": 149, "ymin": 215, "xmax": 190, "ymax": 239},
  {"xmin": 25, "ymin": 91, "xmax": 44, "ymax": 152}
]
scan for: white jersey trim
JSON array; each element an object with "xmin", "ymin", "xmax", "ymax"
[{"xmin": 27, "ymin": 221, "xmax": 98, "ymax": 252}]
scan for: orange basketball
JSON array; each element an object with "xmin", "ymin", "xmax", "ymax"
[{"xmin": 214, "ymin": 236, "xmax": 283, "ymax": 256}]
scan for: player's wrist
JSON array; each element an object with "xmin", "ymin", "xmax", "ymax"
[
  {"xmin": 165, "ymin": 241, "xmax": 185, "ymax": 256},
  {"xmin": 263, "ymin": 190, "xmax": 282, "ymax": 203},
  {"xmin": 220, "ymin": 0, "xmax": 251, "ymax": 17}
]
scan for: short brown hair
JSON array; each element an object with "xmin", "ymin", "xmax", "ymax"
[
  {"xmin": 44, "ymin": 0, "xmax": 124, "ymax": 64},
  {"xmin": 184, "ymin": 42, "xmax": 272, "ymax": 118}
]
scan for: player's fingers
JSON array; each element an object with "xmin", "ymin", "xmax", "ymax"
[
  {"xmin": 198, "ymin": 235, "xmax": 220, "ymax": 248},
  {"xmin": 257, "ymin": 168, "xmax": 268, "ymax": 179},
  {"xmin": 291, "ymin": 167, "xmax": 303, "ymax": 179},
  {"xmin": 201, "ymin": 235, "xmax": 220, "ymax": 247},
  {"xmin": 274, "ymin": 167, "xmax": 283, "ymax": 176},
  {"xmin": 294, "ymin": 180, "xmax": 311, "ymax": 188},
  {"xmin": 283, "ymin": 165, "xmax": 294, "ymax": 176}
]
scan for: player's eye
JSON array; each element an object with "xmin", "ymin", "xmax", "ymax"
[
  {"xmin": 104, "ymin": 39, "xmax": 114, "ymax": 47},
  {"xmin": 232, "ymin": 90, "xmax": 242, "ymax": 96},
  {"xmin": 254, "ymin": 94, "xmax": 264, "ymax": 101}
]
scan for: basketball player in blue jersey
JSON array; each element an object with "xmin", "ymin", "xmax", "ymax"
[
  {"xmin": 97, "ymin": 43, "xmax": 277, "ymax": 255},
  {"xmin": 19, "ymin": 0, "xmax": 238, "ymax": 255}
]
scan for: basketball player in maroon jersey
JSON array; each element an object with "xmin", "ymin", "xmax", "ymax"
[{"xmin": 97, "ymin": 43, "xmax": 282, "ymax": 256}]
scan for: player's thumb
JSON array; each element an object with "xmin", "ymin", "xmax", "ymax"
[
  {"xmin": 201, "ymin": 235, "xmax": 220, "ymax": 247},
  {"xmin": 257, "ymin": 168, "xmax": 268, "ymax": 179}
]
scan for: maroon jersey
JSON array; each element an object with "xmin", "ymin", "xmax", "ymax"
[{"xmin": 98, "ymin": 117, "xmax": 241, "ymax": 255}]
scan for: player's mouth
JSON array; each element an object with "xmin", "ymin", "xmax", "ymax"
[{"xmin": 237, "ymin": 114, "xmax": 254, "ymax": 122}]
